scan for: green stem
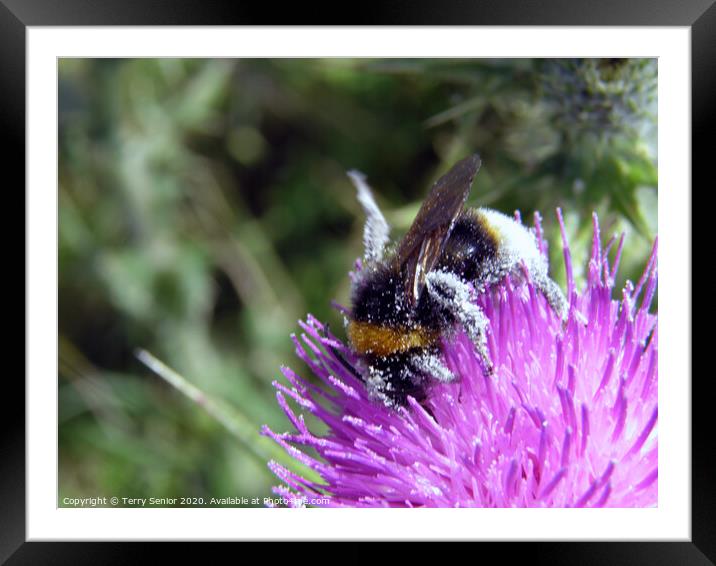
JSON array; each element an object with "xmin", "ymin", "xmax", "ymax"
[{"xmin": 136, "ymin": 349, "xmax": 323, "ymax": 485}]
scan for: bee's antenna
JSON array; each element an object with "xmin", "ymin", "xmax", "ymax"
[{"xmin": 323, "ymin": 322, "xmax": 364, "ymax": 383}]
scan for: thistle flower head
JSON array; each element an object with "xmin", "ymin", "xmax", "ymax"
[
  {"xmin": 263, "ymin": 211, "xmax": 657, "ymax": 507},
  {"xmin": 542, "ymin": 59, "xmax": 657, "ymax": 142}
]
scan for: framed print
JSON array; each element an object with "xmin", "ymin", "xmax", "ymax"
[{"xmin": 3, "ymin": 0, "xmax": 710, "ymax": 562}]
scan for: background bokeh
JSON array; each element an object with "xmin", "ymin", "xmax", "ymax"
[{"xmin": 58, "ymin": 58, "xmax": 657, "ymax": 506}]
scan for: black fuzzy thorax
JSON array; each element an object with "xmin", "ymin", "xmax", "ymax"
[
  {"xmin": 351, "ymin": 265, "xmax": 412, "ymax": 326},
  {"xmin": 350, "ymin": 209, "xmax": 499, "ymax": 331},
  {"xmin": 351, "ymin": 265, "xmax": 449, "ymax": 332},
  {"xmin": 436, "ymin": 209, "xmax": 499, "ymax": 282}
]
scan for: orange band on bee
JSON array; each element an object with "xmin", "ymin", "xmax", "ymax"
[{"xmin": 347, "ymin": 320, "xmax": 438, "ymax": 356}]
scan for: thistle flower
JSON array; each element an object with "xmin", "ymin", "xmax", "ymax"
[
  {"xmin": 262, "ymin": 212, "xmax": 657, "ymax": 507},
  {"xmin": 541, "ymin": 59, "xmax": 657, "ymax": 142}
]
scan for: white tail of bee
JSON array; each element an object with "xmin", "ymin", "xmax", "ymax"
[{"xmin": 348, "ymin": 170, "xmax": 391, "ymax": 264}]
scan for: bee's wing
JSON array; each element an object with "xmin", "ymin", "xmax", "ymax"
[{"xmin": 395, "ymin": 154, "xmax": 481, "ymax": 306}]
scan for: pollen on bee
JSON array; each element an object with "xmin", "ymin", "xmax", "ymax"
[{"xmin": 347, "ymin": 320, "xmax": 437, "ymax": 356}]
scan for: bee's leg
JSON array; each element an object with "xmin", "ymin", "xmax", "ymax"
[
  {"xmin": 363, "ymin": 363, "xmax": 397, "ymax": 408},
  {"xmin": 426, "ymin": 270, "xmax": 494, "ymax": 375},
  {"xmin": 409, "ymin": 349, "xmax": 456, "ymax": 383},
  {"xmin": 347, "ymin": 170, "xmax": 390, "ymax": 263},
  {"xmin": 532, "ymin": 271, "xmax": 569, "ymax": 322}
]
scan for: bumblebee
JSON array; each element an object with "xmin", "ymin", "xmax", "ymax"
[{"xmin": 346, "ymin": 155, "xmax": 567, "ymax": 408}]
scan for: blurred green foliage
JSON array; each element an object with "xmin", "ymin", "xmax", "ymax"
[{"xmin": 58, "ymin": 58, "xmax": 657, "ymax": 506}]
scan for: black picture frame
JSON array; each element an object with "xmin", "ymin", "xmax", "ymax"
[{"xmin": 4, "ymin": 1, "xmax": 708, "ymax": 562}]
